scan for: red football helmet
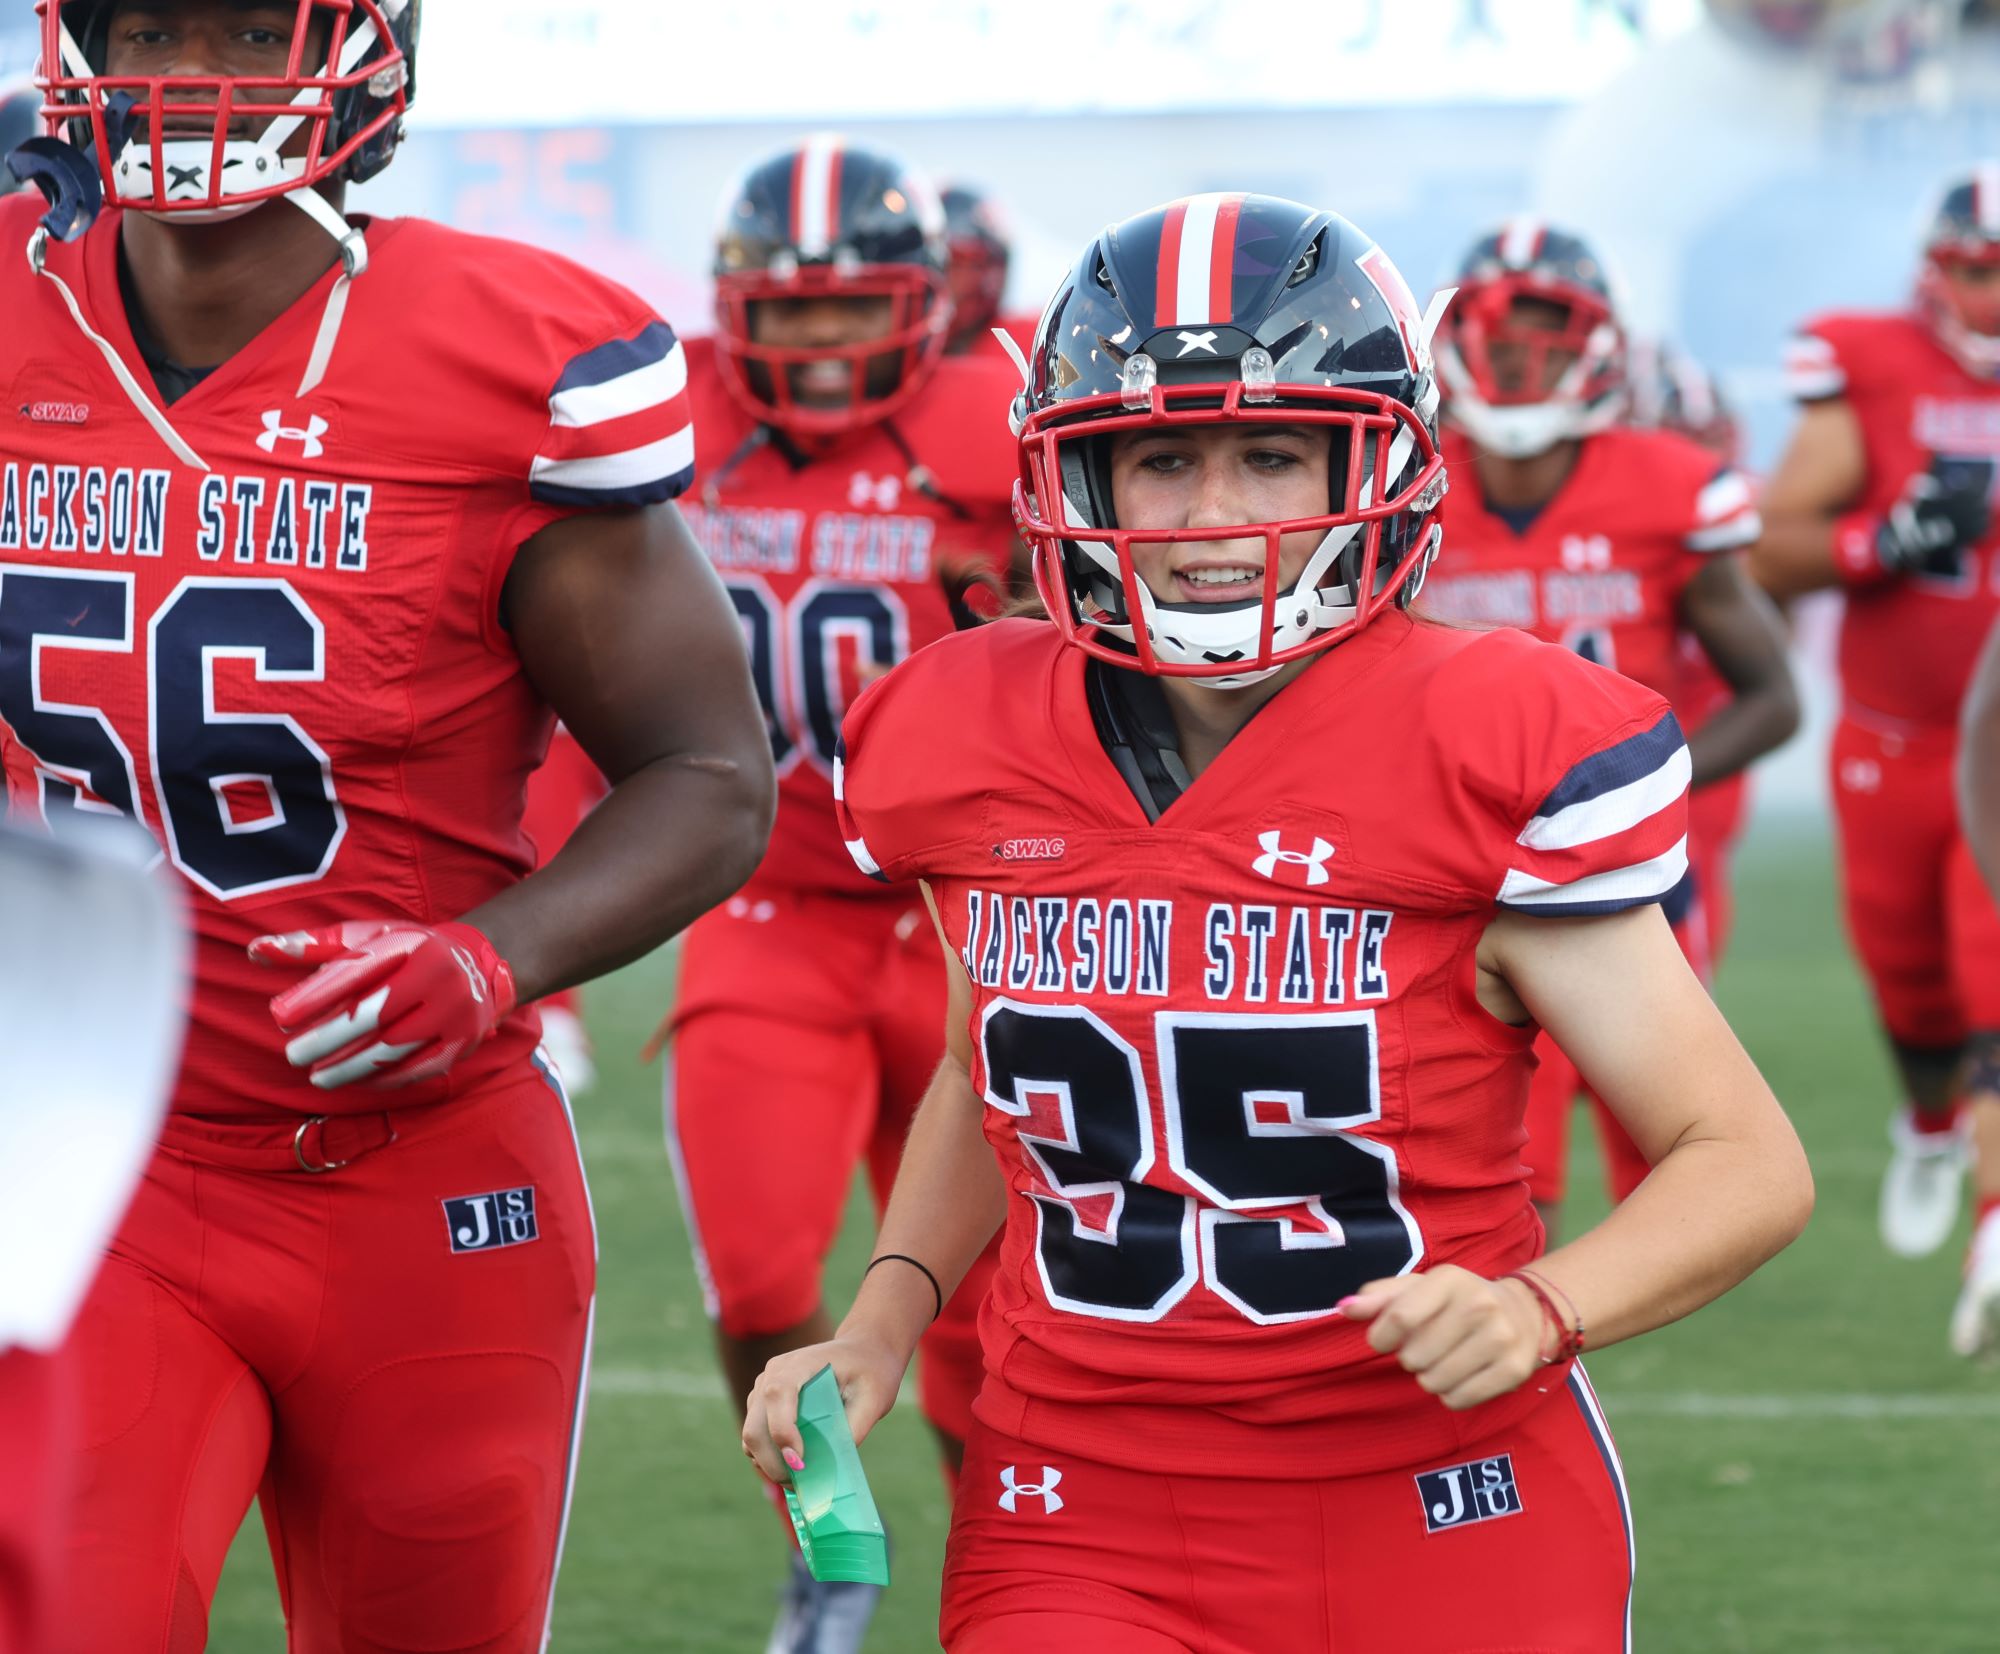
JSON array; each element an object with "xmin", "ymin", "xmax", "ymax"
[
  {"xmin": 1434, "ymin": 219, "xmax": 1627, "ymax": 459},
  {"xmin": 34, "ymin": 0, "xmax": 416, "ymax": 222},
  {"xmin": 711, "ymin": 135, "xmax": 951, "ymax": 439},
  {"xmin": 1917, "ymin": 161, "xmax": 2000, "ymax": 380}
]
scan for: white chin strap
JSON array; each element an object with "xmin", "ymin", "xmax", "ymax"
[
  {"xmin": 1066, "ymin": 417, "xmax": 1417, "ymax": 689},
  {"xmin": 1934, "ymin": 311, "xmax": 2000, "ymax": 382}
]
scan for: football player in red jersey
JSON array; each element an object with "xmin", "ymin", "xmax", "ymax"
[
  {"xmin": 740, "ymin": 195, "xmax": 1812, "ymax": 1654},
  {"xmin": 0, "ymin": 4, "xmax": 775, "ymax": 1650},
  {"xmin": 1753, "ymin": 164, "xmax": 2000, "ymax": 1262},
  {"xmin": 656, "ymin": 135, "xmax": 1018, "ymax": 1650},
  {"xmin": 1630, "ymin": 341, "xmax": 1757, "ymax": 964},
  {"xmin": 939, "ymin": 180, "xmax": 1038, "ymax": 362},
  {"xmin": 1422, "ymin": 222, "xmax": 1797, "ymax": 1222}
]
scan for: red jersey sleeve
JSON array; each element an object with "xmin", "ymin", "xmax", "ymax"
[
  {"xmin": 834, "ymin": 623, "xmax": 1015, "ymax": 882},
  {"xmin": 528, "ymin": 318, "xmax": 694, "ymax": 511},
  {"xmin": 1685, "ymin": 463, "xmax": 1761, "ymax": 554},
  {"xmin": 1447, "ymin": 632, "xmax": 1691, "ymax": 917},
  {"xmin": 1784, "ymin": 311, "xmax": 1885, "ymax": 404}
]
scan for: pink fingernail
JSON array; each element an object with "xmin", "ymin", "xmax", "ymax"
[
  {"xmin": 1336, "ymin": 1295, "xmax": 1362, "ymax": 1311},
  {"xmin": 782, "ymin": 1448, "xmax": 805, "ymax": 1472}
]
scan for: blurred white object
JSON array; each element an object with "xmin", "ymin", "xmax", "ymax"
[
  {"xmin": 0, "ymin": 822, "xmax": 186, "ymax": 1353},
  {"xmin": 1949, "ymin": 1204, "xmax": 2000, "ymax": 1356},
  {"xmin": 1878, "ymin": 1106, "xmax": 1969, "ymax": 1258},
  {"xmin": 538, "ymin": 1004, "xmax": 597, "ymax": 1098}
]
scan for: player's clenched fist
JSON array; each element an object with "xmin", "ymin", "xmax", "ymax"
[
  {"xmin": 741, "ymin": 1335, "xmax": 907, "ymax": 1487},
  {"xmin": 1339, "ymin": 1265, "xmax": 1551, "ymax": 1412},
  {"xmin": 249, "ymin": 920, "xmax": 518, "ymax": 1092}
]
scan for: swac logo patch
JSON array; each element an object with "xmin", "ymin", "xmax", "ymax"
[
  {"xmin": 257, "ymin": 410, "xmax": 328, "ymax": 459},
  {"xmin": 23, "ymin": 400, "xmax": 89, "ymax": 426},
  {"xmin": 443, "ymin": 1186, "xmax": 538, "ymax": 1253},
  {"xmin": 1250, "ymin": 830, "xmax": 1334, "ymax": 886},
  {"xmin": 998, "ymin": 1465, "xmax": 1064, "ymax": 1514},
  {"xmin": 1416, "ymin": 1454, "xmax": 1523, "ymax": 1533},
  {"xmin": 994, "ymin": 836, "xmax": 1067, "ymax": 864}
]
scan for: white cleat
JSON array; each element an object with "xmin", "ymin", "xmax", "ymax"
[
  {"xmin": 764, "ymin": 1552, "xmax": 882, "ymax": 1654},
  {"xmin": 1950, "ymin": 1211, "xmax": 2000, "ymax": 1359},
  {"xmin": 1879, "ymin": 1109, "xmax": 1969, "ymax": 1258},
  {"xmin": 538, "ymin": 1005, "xmax": 598, "ymax": 1097}
]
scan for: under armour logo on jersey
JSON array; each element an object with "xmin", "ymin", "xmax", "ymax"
[
  {"xmin": 1416, "ymin": 1454, "xmax": 1522, "ymax": 1533},
  {"xmin": 443, "ymin": 1186, "xmax": 538, "ymax": 1253},
  {"xmin": 1175, "ymin": 329, "xmax": 1220, "ymax": 357},
  {"xmin": 1251, "ymin": 830, "xmax": 1335, "ymax": 886},
  {"xmin": 258, "ymin": 410, "xmax": 329, "ymax": 459},
  {"xmin": 998, "ymin": 1465, "xmax": 1064, "ymax": 1515}
]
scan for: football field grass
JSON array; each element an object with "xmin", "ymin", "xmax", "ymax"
[{"xmin": 208, "ymin": 816, "xmax": 2000, "ymax": 1652}]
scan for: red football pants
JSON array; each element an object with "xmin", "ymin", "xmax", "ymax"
[
  {"xmin": 52, "ymin": 1059, "xmax": 595, "ymax": 1654},
  {"xmin": 941, "ymin": 1366, "xmax": 1634, "ymax": 1654},
  {"xmin": 1688, "ymin": 770, "xmax": 1749, "ymax": 967},
  {"xmin": 0, "ymin": 1344, "xmax": 73, "ymax": 1654},
  {"xmin": 668, "ymin": 887, "xmax": 995, "ymax": 1441},
  {"xmin": 1830, "ymin": 713, "xmax": 2000, "ymax": 1048}
]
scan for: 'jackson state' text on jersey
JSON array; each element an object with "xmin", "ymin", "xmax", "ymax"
[
  {"xmin": 835, "ymin": 612, "xmax": 1688, "ymax": 1478},
  {"xmin": 679, "ymin": 335, "xmax": 1018, "ymax": 896},
  {"xmin": 0, "ymin": 195, "xmax": 694, "ymax": 1119},
  {"xmin": 1787, "ymin": 311, "xmax": 2000, "ymax": 729},
  {"xmin": 1420, "ymin": 425, "xmax": 1760, "ymax": 705}
]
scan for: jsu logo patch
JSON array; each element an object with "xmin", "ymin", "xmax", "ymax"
[
  {"xmin": 997, "ymin": 1465, "xmax": 1064, "ymax": 1515},
  {"xmin": 1251, "ymin": 830, "xmax": 1334, "ymax": 887},
  {"xmin": 443, "ymin": 1186, "xmax": 538, "ymax": 1254},
  {"xmin": 1416, "ymin": 1454, "xmax": 1523, "ymax": 1533}
]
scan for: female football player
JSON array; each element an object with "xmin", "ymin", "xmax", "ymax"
[{"xmin": 741, "ymin": 195, "xmax": 1812, "ymax": 1654}]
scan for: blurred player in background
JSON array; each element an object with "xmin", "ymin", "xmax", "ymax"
[
  {"xmin": 1422, "ymin": 223, "xmax": 1798, "ymax": 1224},
  {"xmin": 655, "ymin": 135, "xmax": 1018, "ymax": 1652},
  {"xmin": 743, "ymin": 193, "xmax": 1813, "ymax": 1654},
  {"xmin": 1753, "ymin": 163, "xmax": 2000, "ymax": 1262},
  {"xmin": 1630, "ymin": 339, "xmax": 1758, "ymax": 964},
  {"xmin": 0, "ymin": 3, "xmax": 773, "ymax": 1648},
  {"xmin": 1954, "ymin": 613, "xmax": 2000, "ymax": 1354},
  {"xmin": 939, "ymin": 180, "xmax": 1037, "ymax": 361},
  {"xmin": 0, "ymin": 822, "xmax": 185, "ymax": 1654}
]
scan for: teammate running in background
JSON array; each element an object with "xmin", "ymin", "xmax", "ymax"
[
  {"xmin": 1630, "ymin": 340, "xmax": 1758, "ymax": 962},
  {"xmin": 0, "ymin": 4, "xmax": 772, "ymax": 1647},
  {"xmin": 743, "ymin": 193, "xmax": 1812, "ymax": 1654},
  {"xmin": 656, "ymin": 136, "xmax": 1018, "ymax": 1652},
  {"xmin": 939, "ymin": 179, "xmax": 1037, "ymax": 361},
  {"xmin": 1753, "ymin": 164, "xmax": 2000, "ymax": 1260},
  {"xmin": 1422, "ymin": 222, "xmax": 1797, "ymax": 1223}
]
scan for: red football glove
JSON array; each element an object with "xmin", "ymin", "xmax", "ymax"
[{"xmin": 249, "ymin": 920, "xmax": 518, "ymax": 1092}]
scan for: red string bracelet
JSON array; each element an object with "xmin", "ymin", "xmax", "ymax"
[{"xmin": 1504, "ymin": 1267, "xmax": 1585, "ymax": 1365}]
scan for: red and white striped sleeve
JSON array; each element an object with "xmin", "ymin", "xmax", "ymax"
[
  {"xmin": 1684, "ymin": 465, "xmax": 1761, "ymax": 554},
  {"xmin": 1783, "ymin": 325, "xmax": 1847, "ymax": 403},
  {"xmin": 1497, "ymin": 710, "xmax": 1691, "ymax": 918},
  {"xmin": 529, "ymin": 320, "xmax": 695, "ymax": 510}
]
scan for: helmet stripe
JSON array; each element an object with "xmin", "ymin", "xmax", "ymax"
[
  {"xmin": 1978, "ymin": 160, "xmax": 2000, "ymax": 236},
  {"xmin": 1171, "ymin": 192, "xmax": 1235, "ymax": 326},
  {"xmin": 1499, "ymin": 216, "xmax": 1544, "ymax": 268},
  {"xmin": 1154, "ymin": 199, "xmax": 1190, "ymax": 327},
  {"xmin": 1208, "ymin": 193, "xmax": 1245, "ymax": 323},
  {"xmin": 795, "ymin": 134, "xmax": 840, "ymax": 258}
]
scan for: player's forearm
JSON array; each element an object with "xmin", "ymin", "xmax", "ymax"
[
  {"xmin": 1684, "ymin": 679, "xmax": 1798, "ymax": 789},
  {"xmin": 1530, "ymin": 1105, "xmax": 1813, "ymax": 1352},
  {"xmin": 838, "ymin": 1055, "xmax": 1007, "ymax": 1366},
  {"xmin": 1746, "ymin": 513, "xmax": 1843, "ymax": 599},
  {"xmin": 465, "ymin": 755, "xmax": 772, "ymax": 1003}
]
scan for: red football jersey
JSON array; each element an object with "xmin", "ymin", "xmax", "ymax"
[
  {"xmin": 0, "ymin": 196, "xmax": 694, "ymax": 1120},
  {"xmin": 835, "ymin": 611, "xmax": 1688, "ymax": 1478},
  {"xmin": 1420, "ymin": 425, "xmax": 1759, "ymax": 705},
  {"xmin": 679, "ymin": 336, "xmax": 1018, "ymax": 894},
  {"xmin": 1786, "ymin": 311, "xmax": 2000, "ymax": 729}
]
